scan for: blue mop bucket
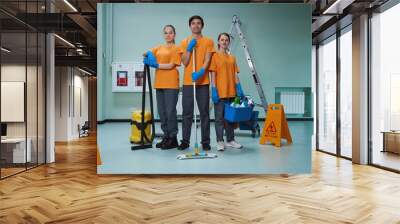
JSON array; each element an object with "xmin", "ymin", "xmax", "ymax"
[
  {"xmin": 239, "ymin": 111, "xmax": 259, "ymax": 130},
  {"xmin": 224, "ymin": 103, "xmax": 253, "ymax": 122}
]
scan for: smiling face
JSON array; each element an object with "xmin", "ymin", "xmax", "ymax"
[
  {"xmin": 218, "ymin": 34, "xmax": 230, "ymax": 50},
  {"xmin": 189, "ymin": 18, "xmax": 203, "ymax": 35},
  {"xmin": 163, "ymin": 26, "xmax": 176, "ymax": 44}
]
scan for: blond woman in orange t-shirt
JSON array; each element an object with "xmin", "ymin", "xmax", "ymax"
[
  {"xmin": 209, "ymin": 33, "xmax": 245, "ymax": 151},
  {"xmin": 143, "ymin": 25, "xmax": 181, "ymax": 150}
]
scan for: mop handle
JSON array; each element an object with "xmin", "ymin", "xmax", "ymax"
[{"xmin": 192, "ymin": 47, "xmax": 198, "ymax": 147}]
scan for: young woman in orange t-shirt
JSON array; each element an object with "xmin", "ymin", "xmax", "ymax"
[
  {"xmin": 143, "ymin": 25, "xmax": 181, "ymax": 149},
  {"xmin": 209, "ymin": 33, "xmax": 245, "ymax": 151}
]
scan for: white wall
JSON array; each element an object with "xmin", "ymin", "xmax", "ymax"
[
  {"xmin": 71, "ymin": 72, "xmax": 89, "ymax": 139},
  {"xmin": 55, "ymin": 66, "xmax": 70, "ymax": 141},
  {"xmin": 1, "ymin": 64, "xmax": 46, "ymax": 164},
  {"xmin": 1, "ymin": 65, "xmax": 41, "ymax": 137},
  {"xmin": 1, "ymin": 65, "xmax": 26, "ymax": 140},
  {"xmin": 55, "ymin": 67, "xmax": 89, "ymax": 141}
]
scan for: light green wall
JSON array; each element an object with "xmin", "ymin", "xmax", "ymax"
[{"xmin": 97, "ymin": 3, "xmax": 311, "ymax": 120}]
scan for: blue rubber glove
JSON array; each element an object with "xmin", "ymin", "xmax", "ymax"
[
  {"xmin": 149, "ymin": 61, "xmax": 159, "ymax": 68},
  {"xmin": 186, "ymin": 38, "xmax": 197, "ymax": 52},
  {"xmin": 143, "ymin": 56, "xmax": 149, "ymax": 66},
  {"xmin": 236, "ymin": 83, "xmax": 244, "ymax": 97},
  {"xmin": 146, "ymin": 51, "xmax": 159, "ymax": 68},
  {"xmin": 211, "ymin": 87, "xmax": 220, "ymax": 104},
  {"xmin": 192, "ymin": 68, "xmax": 205, "ymax": 82}
]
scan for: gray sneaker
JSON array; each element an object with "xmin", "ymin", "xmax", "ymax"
[
  {"xmin": 217, "ymin": 141, "xmax": 225, "ymax": 151},
  {"xmin": 225, "ymin": 140, "xmax": 243, "ymax": 149}
]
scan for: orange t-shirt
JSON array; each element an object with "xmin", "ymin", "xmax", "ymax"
[
  {"xmin": 209, "ymin": 52, "xmax": 240, "ymax": 98},
  {"xmin": 179, "ymin": 36, "xmax": 216, "ymax": 85},
  {"xmin": 151, "ymin": 44, "xmax": 181, "ymax": 89}
]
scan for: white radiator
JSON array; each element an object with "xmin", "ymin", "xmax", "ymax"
[{"xmin": 280, "ymin": 92, "xmax": 305, "ymax": 114}]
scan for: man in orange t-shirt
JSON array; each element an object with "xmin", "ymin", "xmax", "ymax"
[{"xmin": 178, "ymin": 15, "xmax": 215, "ymax": 151}]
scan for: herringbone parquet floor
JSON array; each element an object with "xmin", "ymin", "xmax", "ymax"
[{"xmin": 1, "ymin": 135, "xmax": 400, "ymax": 224}]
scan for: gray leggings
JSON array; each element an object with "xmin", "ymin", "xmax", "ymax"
[
  {"xmin": 214, "ymin": 98, "xmax": 235, "ymax": 142},
  {"xmin": 156, "ymin": 89, "xmax": 179, "ymax": 138}
]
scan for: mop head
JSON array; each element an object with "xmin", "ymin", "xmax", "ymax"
[
  {"xmin": 177, "ymin": 152, "xmax": 218, "ymax": 160},
  {"xmin": 177, "ymin": 144, "xmax": 218, "ymax": 160}
]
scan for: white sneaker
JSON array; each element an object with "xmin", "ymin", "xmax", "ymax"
[
  {"xmin": 225, "ymin": 140, "xmax": 243, "ymax": 149},
  {"xmin": 217, "ymin": 141, "xmax": 225, "ymax": 151}
]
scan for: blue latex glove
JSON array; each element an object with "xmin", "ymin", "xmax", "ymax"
[
  {"xmin": 186, "ymin": 38, "xmax": 197, "ymax": 52},
  {"xmin": 211, "ymin": 87, "xmax": 220, "ymax": 104},
  {"xmin": 192, "ymin": 68, "xmax": 205, "ymax": 82},
  {"xmin": 236, "ymin": 83, "xmax": 244, "ymax": 97},
  {"xmin": 143, "ymin": 56, "xmax": 149, "ymax": 66},
  {"xmin": 149, "ymin": 61, "xmax": 159, "ymax": 68},
  {"xmin": 146, "ymin": 51, "xmax": 159, "ymax": 68}
]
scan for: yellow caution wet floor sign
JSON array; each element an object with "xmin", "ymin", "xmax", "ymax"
[{"xmin": 260, "ymin": 104, "xmax": 292, "ymax": 147}]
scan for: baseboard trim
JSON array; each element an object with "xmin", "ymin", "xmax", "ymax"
[{"xmin": 97, "ymin": 117, "xmax": 313, "ymax": 124}]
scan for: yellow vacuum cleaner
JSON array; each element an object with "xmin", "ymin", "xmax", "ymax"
[
  {"xmin": 131, "ymin": 64, "xmax": 155, "ymax": 150},
  {"xmin": 130, "ymin": 111, "xmax": 153, "ymax": 144}
]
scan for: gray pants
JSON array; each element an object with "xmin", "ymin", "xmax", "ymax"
[
  {"xmin": 182, "ymin": 85, "xmax": 210, "ymax": 145},
  {"xmin": 214, "ymin": 99, "xmax": 235, "ymax": 142},
  {"xmin": 156, "ymin": 89, "xmax": 179, "ymax": 138}
]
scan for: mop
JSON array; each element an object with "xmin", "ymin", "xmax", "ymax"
[{"xmin": 177, "ymin": 47, "xmax": 217, "ymax": 160}]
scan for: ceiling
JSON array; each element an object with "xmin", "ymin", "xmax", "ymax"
[{"xmin": 0, "ymin": 0, "xmax": 389, "ymax": 75}]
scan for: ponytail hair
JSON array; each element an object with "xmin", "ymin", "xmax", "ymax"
[
  {"xmin": 163, "ymin": 24, "xmax": 176, "ymax": 44},
  {"xmin": 217, "ymin": 32, "xmax": 230, "ymax": 49}
]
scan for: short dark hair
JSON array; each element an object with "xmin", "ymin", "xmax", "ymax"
[{"xmin": 189, "ymin": 15, "xmax": 204, "ymax": 27}]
